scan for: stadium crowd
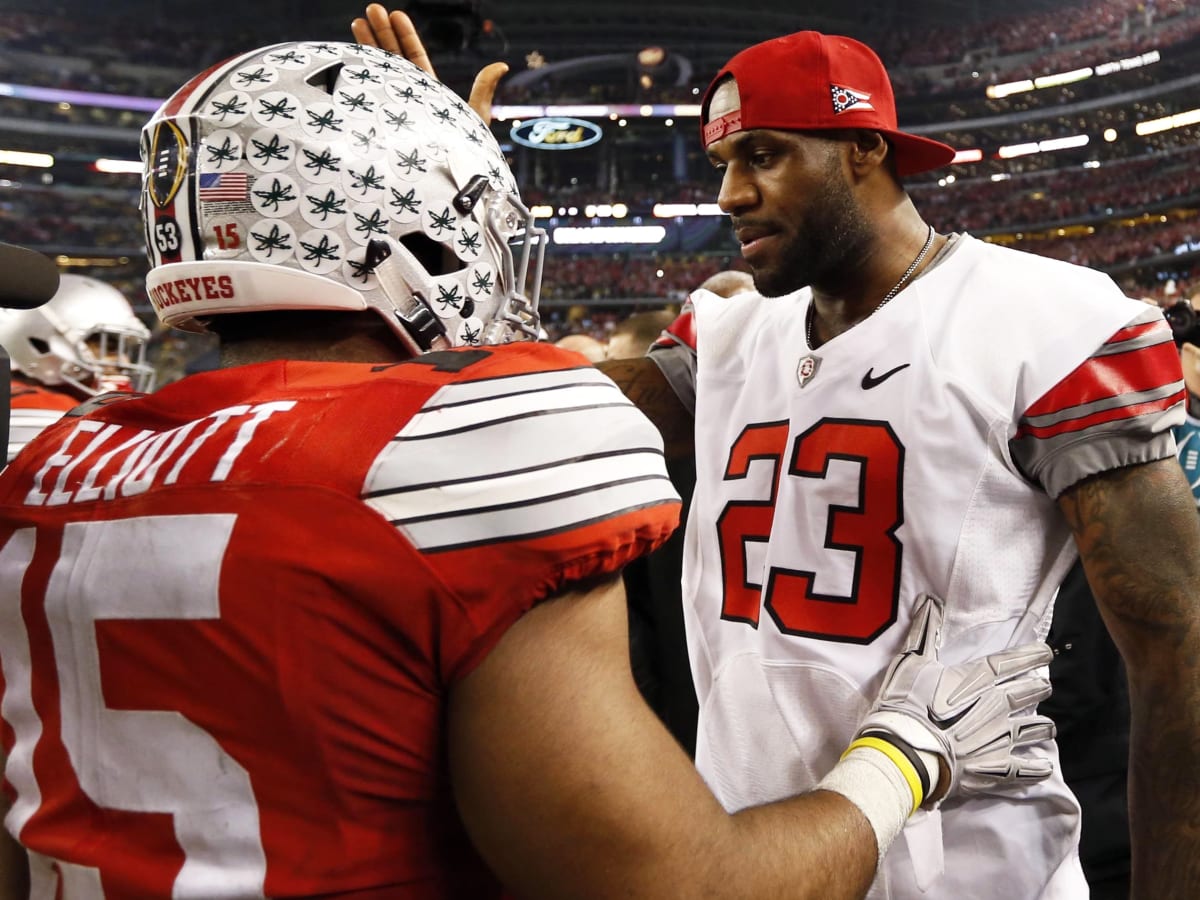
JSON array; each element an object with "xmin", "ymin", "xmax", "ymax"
[{"xmin": 0, "ymin": 0, "xmax": 1196, "ymax": 381}]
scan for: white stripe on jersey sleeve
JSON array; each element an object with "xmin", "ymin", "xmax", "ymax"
[
  {"xmin": 7, "ymin": 409, "xmax": 65, "ymax": 463},
  {"xmin": 397, "ymin": 367, "xmax": 619, "ymax": 439},
  {"xmin": 417, "ymin": 364, "xmax": 612, "ymax": 408},
  {"xmin": 362, "ymin": 368, "xmax": 677, "ymax": 552},
  {"xmin": 369, "ymin": 449, "xmax": 668, "ymax": 522}
]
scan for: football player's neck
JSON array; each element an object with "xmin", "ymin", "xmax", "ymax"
[
  {"xmin": 214, "ymin": 311, "xmax": 411, "ymax": 368},
  {"xmin": 220, "ymin": 333, "xmax": 410, "ymax": 367}
]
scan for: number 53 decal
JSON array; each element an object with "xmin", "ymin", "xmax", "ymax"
[{"xmin": 717, "ymin": 418, "xmax": 905, "ymax": 643}]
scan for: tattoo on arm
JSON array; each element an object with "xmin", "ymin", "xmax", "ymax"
[
  {"xmin": 1057, "ymin": 458, "xmax": 1200, "ymax": 896},
  {"xmin": 1058, "ymin": 460, "xmax": 1200, "ymax": 662},
  {"xmin": 596, "ymin": 358, "xmax": 693, "ymax": 461}
]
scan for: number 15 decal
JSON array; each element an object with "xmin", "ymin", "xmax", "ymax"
[{"xmin": 717, "ymin": 418, "xmax": 904, "ymax": 643}]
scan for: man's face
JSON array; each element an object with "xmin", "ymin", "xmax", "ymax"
[{"xmin": 704, "ymin": 79, "xmax": 871, "ymax": 297}]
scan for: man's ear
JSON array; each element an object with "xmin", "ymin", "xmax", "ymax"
[{"xmin": 849, "ymin": 130, "xmax": 892, "ymax": 175}]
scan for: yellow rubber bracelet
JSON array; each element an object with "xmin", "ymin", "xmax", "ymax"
[{"xmin": 843, "ymin": 736, "xmax": 923, "ymax": 814}]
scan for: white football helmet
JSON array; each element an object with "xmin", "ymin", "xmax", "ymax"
[
  {"xmin": 0, "ymin": 274, "xmax": 155, "ymax": 396},
  {"xmin": 139, "ymin": 41, "xmax": 545, "ymax": 356}
]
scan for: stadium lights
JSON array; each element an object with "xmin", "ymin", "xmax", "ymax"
[
  {"xmin": 552, "ymin": 225, "xmax": 667, "ymax": 245},
  {"xmin": 652, "ymin": 202, "xmax": 724, "ymax": 217},
  {"xmin": 997, "ymin": 134, "xmax": 1088, "ymax": 158},
  {"xmin": 93, "ymin": 158, "xmax": 142, "ymax": 174},
  {"xmin": 1094, "ymin": 50, "xmax": 1160, "ymax": 77},
  {"xmin": 987, "ymin": 49, "xmax": 1160, "ymax": 100},
  {"xmin": 54, "ymin": 254, "xmax": 131, "ymax": 267},
  {"xmin": 987, "ymin": 79, "xmax": 1035, "ymax": 100},
  {"xmin": 494, "ymin": 102, "xmax": 702, "ymax": 119},
  {"xmin": 1038, "ymin": 134, "xmax": 1090, "ymax": 152},
  {"xmin": 951, "ymin": 148, "xmax": 984, "ymax": 164},
  {"xmin": 1033, "ymin": 68, "xmax": 1093, "ymax": 90},
  {"xmin": 0, "ymin": 150, "xmax": 53, "ymax": 168},
  {"xmin": 533, "ymin": 203, "xmax": 630, "ymax": 220},
  {"xmin": 1135, "ymin": 107, "xmax": 1200, "ymax": 136},
  {"xmin": 997, "ymin": 142, "xmax": 1040, "ymax": 159}
]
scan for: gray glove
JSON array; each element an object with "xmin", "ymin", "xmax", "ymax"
[{"xmin": 856, "ymin": 593, "xmax": 1056, "ymax": 805}]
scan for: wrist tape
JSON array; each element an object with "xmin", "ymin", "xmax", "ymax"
[{"xmin": 816, "ymin": 734, "xmax": 940, "ymax": 868}]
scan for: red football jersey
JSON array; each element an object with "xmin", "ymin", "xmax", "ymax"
[{"xmin": 0, "ymin": 343, "xmax": 680, "ymax": 898}]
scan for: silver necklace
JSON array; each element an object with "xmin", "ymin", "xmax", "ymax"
[{"xmin": 805, "ymin": 224, "xmax": 936, "ymax": 350}]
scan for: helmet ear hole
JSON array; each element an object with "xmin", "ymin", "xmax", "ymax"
[
  {"xmin": 305, "ymin": 62, "xmax": 345, "ymax": 95},
  {"xmin": 399, "ymin": 232, "xmax": 464, "ymax": 277},
  {"xmin": 28, "ymin": 337, "xmax": 50, "ymax": 355}
]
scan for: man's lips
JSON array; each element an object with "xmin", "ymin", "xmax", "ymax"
[{"xmin": 736, "ymin": 227, "xmax": 778, "ymax": 262}]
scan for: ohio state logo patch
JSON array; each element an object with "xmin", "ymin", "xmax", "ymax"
[{"xmin": 797, "ymin": 354, "xmax": 821, "ymax": 388}]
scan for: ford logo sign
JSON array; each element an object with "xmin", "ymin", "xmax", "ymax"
[{"xmin": 510, "ymin": 117, "xmax": 603, "ymax": 150}]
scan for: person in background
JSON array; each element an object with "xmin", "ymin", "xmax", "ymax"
[
  {"xmin": 1166, "ymin": 299, "xmax": 1200, "ymax": 504},
  {"xmin": 353, "ymin": 12, "xmax": 1200, "ymax": 897},
  {"xmin": 0, "ymin": 40, "xmax": 1055, "ymax": 900},
  {"xmin": 554, "ymin": 331, "xmax": 607, "ymax": 362},
  {"xmin": 0, "ymin": 273, "xmax": 154, "ymax": 463},
  {"xmin": 635, "ymin": 30, "xmax": 1200, "ymax": 900},
  {"xmin": 605, "ymin": 310, "xmax": 677, "ymax": 361},
  {"xmin": 696, "ymin": 268, "xmax": 755, "ymax": 299}
]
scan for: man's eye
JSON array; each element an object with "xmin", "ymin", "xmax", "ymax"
[{"xmin": 750, "ymin": 151, "xmax": 774, "ymax": 166}]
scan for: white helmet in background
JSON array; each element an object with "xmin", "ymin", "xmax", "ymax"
[
  {"xmin": 0, "ymin": 274, "xmax": 156, "ymax": 396},
  {"xmin": 140, "ymin": 40, "xmax": 545, "ymax": 357}
]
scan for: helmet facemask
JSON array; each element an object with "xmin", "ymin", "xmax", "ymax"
[{"xmin": 73, "ymin": 324, "xmax": 157, "ymax": 394}]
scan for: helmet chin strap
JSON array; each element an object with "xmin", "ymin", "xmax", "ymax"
[{"xmin": 365, "ymin": 237, "xmax": 453, "ymax": 355}]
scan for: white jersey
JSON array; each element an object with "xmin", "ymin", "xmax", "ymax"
[{"xmin": 652, "ymin": 235, "xmax": 1184, "ymax": 899}]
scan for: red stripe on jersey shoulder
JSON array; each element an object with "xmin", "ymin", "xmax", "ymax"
[
  {"xmin": 1024, "ymin": 327, "xmax": 1181, "ymax": 418},
  {"xmin": 1017, "ymin": 387, "xmax": 1187, "ymax": 440},
  {"xmin": 654, "ymin": 308, "xmax": 697, "ymax": 351},
  {"xmin": 1109, "ymin": 320, "xmax": 1164, "ymax": 344}
]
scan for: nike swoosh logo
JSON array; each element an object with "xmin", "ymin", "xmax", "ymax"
[{"xmin": 861, "ymin": 363, "xmax": 911, "ymax": 390}]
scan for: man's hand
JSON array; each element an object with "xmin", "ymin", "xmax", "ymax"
[
  {"xmin": 857, "ymin": 593, "xmax": 1056, "ymax": 805},
  {"xmin": 350, "ymin": 4, "xmax": 507, "ymax": 124}
]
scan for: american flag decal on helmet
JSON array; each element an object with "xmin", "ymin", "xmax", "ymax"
[{"xmin": 831, "ymin": 84, "xmax": 873, "ymax": 114}]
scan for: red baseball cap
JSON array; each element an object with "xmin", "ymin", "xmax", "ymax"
[{"xmin": 702, "ymin": 31, "xmax": 956, "ymax": 178}]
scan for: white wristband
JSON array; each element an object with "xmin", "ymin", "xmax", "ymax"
[{"xmin": 816, "ymin": 744, "xmax": 919, "ymax": 868}]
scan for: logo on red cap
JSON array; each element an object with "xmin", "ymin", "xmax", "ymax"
[{"xmin": 830, "ymin": 85, "xmax": 873, "ymax": 115}]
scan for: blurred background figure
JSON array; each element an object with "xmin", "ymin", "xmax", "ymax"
[
  {"xmin": 554, "ymin": 332, "xmax": 607, "ymax": 362},
  {"xmin": 0, "ymin": 273, "xmax": 154, "ymax": 462},
  {"xmin": 605, "ymin": 309, "xmax": 676, "ymax": 360},
  {"xmin": 696, "ymin": 269, "xmax": 755, "ymax": 299},
  {"xmin": 1165, "ymin": 300, "xmax": 1200, "ymax": 505}
]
